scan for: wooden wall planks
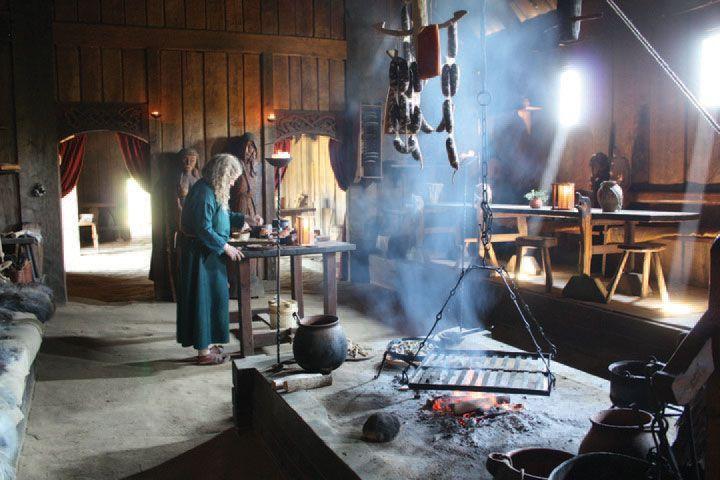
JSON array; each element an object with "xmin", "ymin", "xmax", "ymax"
[
  {"xmin": 203, "ymin": 51, "xmax": 229, "ymax": 158},
  {"xmin": 56, "ymin": 0, "xmax": 345, "ymax": 39},
  {"xmin": 0, "ymin": 41, "xmax": 19, "ymax": 231},
  {"xmin": 80, "ymin": 46, "xmax": 102, "ymax": 101},
  {"xmin": 227, "ymin": 52, "xmax": 245, "ymax": 136},
  {"xmin": 160, "ymin": 49, "xmax": 183, "ymax": 152},
  {"xmin": 182, "ymin": 50, "xmax": 206, "ymax": 162}
]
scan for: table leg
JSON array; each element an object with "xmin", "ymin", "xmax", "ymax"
[
  {"xmin": 625, "ymin": 221, "xmax": 637, "ymax": 269},
  {"xmin": 238, "ymin": 258, "xmax": 254, "ymax": 357},
  {"xmin": 618, "ymin": 221, "xmax": 643, "ymax": 296},
  {"xmin": 516, "ymin": 216, "xmax": 528, "ymax": 236},
  {"xmin": 322, "ymin": 252, "xmax": 337, "ymax": 316},
  {"xmin": 290, "ymin": 255, "xmax": 304, "ymax": 318},
  {"xmin": 579, "ymin": 217, "xmax": 592, "ymax": 276}
]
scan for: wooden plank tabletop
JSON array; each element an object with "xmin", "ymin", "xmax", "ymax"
[
  {"xmin": 430, "ymin": 202, "xmax": 701, "ymax": 223},
  {"xmin": 228, "ymin": 240, "xmax": 355, "ymax": 258}
]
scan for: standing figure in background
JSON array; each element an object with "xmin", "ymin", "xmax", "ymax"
[
  {"xmin": 228, "ymin": 133, "xmax": 259, "ymax": 220},
  {"xmin": 176, "ymin": 148, "xmax": 201, "ymax": 218},
  {"xmin": 227, "ymin": 133, "xmax": 261, "ymax": 297},
  {"xmin": 589, "ymin": 152, "xmax": 611, "ymax": 208}
]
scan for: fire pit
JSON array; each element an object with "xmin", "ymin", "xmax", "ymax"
[
  {"xmin": 425, "ymin": 392, "xmax": 524, "ymax": 428},
  {"xmin": 233, "ymin": 333, "xmax": 612, "ymax": 480}
]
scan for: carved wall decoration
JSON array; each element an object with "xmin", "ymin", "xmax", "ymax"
[
  {"xmin": 272, "ymin": 110, "xmax": 340, "ymax": 143},
  {"xmin": 58, "ymin": 102, "xmax": 149, "ymax": 142}
]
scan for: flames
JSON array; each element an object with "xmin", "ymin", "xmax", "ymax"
[{"xmin": 426, "ymin": 392, "xmax": 523, "ymax": 427}]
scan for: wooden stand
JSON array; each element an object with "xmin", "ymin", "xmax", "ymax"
[{"xmin": 231, "ymin": 242, "xmax": 355, "ymax": 358}]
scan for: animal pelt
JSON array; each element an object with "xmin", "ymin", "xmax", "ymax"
[
  {"xmin": 0, "ymin": 284, "xmax": 55, "ymax": 323},
  {"xmin": 0, "ymin": 309, "xmax": 12, "ymax": 324}
]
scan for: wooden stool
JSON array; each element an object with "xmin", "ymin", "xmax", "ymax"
[
  {"xmin": 514, "ymin": 236, "xmax": 558, "ymax": 292},
  {"xmin": 606, "ymin": 242, "xmax": 668, "ymax": 303}
]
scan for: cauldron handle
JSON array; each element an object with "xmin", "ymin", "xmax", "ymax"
[{"xmin": 486, "ymin": 452, "xmax": 515, "ymax": 478}]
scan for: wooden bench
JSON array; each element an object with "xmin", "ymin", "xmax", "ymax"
[{"xmin": 514, "ymin": 236, "xmax": 558, "ymax": 292}]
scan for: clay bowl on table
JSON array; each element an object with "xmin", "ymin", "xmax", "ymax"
[{"xmin": 487, "ymin": 448, "xmax": 574, "ymax": 480}]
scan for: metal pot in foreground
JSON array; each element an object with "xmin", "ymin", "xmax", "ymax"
[
  {"xmin": 549, "ymin": 453, "xmax": 653, "ymax": 480},
  {"xmin": 608, "ymin": 359, "xmax": 665, "ymax": 410},
  {"xmin": 292, "ymin": 314, "xmax": 347, "ymax": 374},
  {"xmin": 487, "ymin": 448, "xmax": 574, "ymax": 480}
]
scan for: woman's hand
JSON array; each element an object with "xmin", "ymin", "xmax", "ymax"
[
  {"xmin": 223, "ymin": 243, "xmax": 244, "ymax": 261},
  {"xmin": 252, "ymin": 214, "xmax": 264, "ymax": 226}
]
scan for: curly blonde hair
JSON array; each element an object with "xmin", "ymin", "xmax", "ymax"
[{"xmin": 202, "ymin": 154, "xmax": 243, "ymax": 209}]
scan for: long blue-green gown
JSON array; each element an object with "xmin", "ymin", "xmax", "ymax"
[{"xmin": 176, "ymin": 179, "xmax": 245, "ymax": 349}]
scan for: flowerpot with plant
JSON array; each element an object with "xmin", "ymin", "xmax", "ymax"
[{"xmin": 525, "ymin": 189, "xmax": 548, "ymax": 208}]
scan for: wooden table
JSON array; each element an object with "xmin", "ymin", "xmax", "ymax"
[
  {"xmin": 228, "ymin": 241, "xmax": 356, "ymax": 357},
  {"xmin": 1, "ymin": 236, "xmax": 41, "ymax": 282},
  {"xmin": 488, "ymin": 205, "xmax": 701, "ymax": 275}
]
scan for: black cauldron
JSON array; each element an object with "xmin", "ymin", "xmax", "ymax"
[
  {"xmin": 549, "ymin": 453, "xmax": 654, "ymax": 480},
  {"xmin": 293, "ymin": 314, "xmax": 347, "ymax": 373},
  {"xmin": 608, "ymin": 360, "xmax": 665, "ymax": 410}
]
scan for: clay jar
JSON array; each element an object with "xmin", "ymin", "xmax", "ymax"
[
  {"xmin": 578, "ymin": 408, "xmax": 654, "ymax": 459},
  {"xmin": 486, "ymin": 448, "xmax": 574, "ymax": 480},
  {"xmin": 597, "ymin": 180, "xmax": 623, "ymax": 212},
  {"xmin": 529, "ymin": 197, "xmax": 543, "ymax": 209},
  {"xmin": 292, "ymin": 314, "xmax": 347, "ymax": 374}
]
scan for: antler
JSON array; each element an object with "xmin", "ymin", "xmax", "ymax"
[{"xmin": 374, "ymin": 10, "xmax": 467, "ymax": 37}]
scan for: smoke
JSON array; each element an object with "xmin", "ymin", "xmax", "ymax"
[{"xmin": 346, "ymin": 0, "xmax": 565, "ymax": 335}]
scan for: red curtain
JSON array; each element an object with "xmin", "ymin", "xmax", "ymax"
[
  {"xmin": 116, "ymin": 132, "xmax": 151, "ymax": 191},
  {"xmin": 273, "ymin": 138, "xmax": 293, "ymax": 190},
  {"xmin": 58, "ymin": 134, "xmax": 87, "ymax": 197}
]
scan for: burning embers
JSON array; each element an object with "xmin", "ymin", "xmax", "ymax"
[{"xmin": 424, "ymin": 392, "xmax": 523, "ymax": 428}]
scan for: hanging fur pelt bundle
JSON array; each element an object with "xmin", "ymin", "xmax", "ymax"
[
  {"xmin": 0, "ymin": 309, "xmax": 12, "ymax": 324},
  {"xmin": 0, "ymin": 284, "xmax": 55, "ymax": 323}
]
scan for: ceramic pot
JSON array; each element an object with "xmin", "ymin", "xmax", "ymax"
[
  {"xmin": 549, "ymin": 453, "xmax": 653, "ymax": 480},
  {"xmin": 529, "ymin": 197, "xmax": 544, "ymax": 209},
  {"xmin": 597, "ymin": 180, "xmax": 623, "ymax": 212},
  {"xmin": 578, "ymin": 408, "xmax": 654, "ymax": 459},
  {"xmin": 486, "ymin": 448, "xmax": 574, "ymax": 480},
  {"xmin": 292, "ymin": 314, "xmax": 347, "ymax": 374},
  {"xmin": 608, "ymin": 360, "xmax": 665, "ymax": 411}
]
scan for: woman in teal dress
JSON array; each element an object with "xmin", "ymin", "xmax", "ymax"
[{"xmin": 176, "ymin": 153, "xmax": 262, "ymax": 365}]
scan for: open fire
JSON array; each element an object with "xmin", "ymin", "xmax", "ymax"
[{"xmin": 425, "ymin": 392, "xmax": 524, "ymax": 428}]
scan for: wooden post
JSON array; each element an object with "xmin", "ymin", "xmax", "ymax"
[
  {"xmin": 11, "ymin": 0, "xmax": 66, "ymax": 301},
  {"xmin": 322, "ymin": 252, "xmax": 337, "ymax": 316},
  {"xmin": 238, "ymin": 259, "xmax": 254, "ymax": 357},
  {"xmin": 290, "ymin": 255, "xmax": 304, "ymax": 318}
]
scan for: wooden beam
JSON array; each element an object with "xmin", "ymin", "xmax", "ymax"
[
  {"xmin": 12, "ymin": 0, "xmax": 66, "ymax": 301},
  {"xmin": 53, "ymin": 22, "xmax": 347, "ymax": 60}
]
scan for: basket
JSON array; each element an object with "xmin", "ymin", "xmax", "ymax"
[{"xmin": 268, "ymin": 299, "xmax": 298, "ymax": 329}]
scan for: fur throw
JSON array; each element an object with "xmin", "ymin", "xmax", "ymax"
[{"xmin": 0, "ymin": 284, "xmax": 55, "ymax": 323}]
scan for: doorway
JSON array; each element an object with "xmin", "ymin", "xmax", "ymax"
[
  {"xmin": 282, "ymin": 134, "xmax": 347, "ymax": 241},
  {"xmin": 60, "ymin": 130, "xmax": 154, "ymax": 301}
]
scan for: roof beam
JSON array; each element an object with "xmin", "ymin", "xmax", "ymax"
[{"xmin": 53, "ymin": 23, "xmax": 347, "ymax": 60}]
